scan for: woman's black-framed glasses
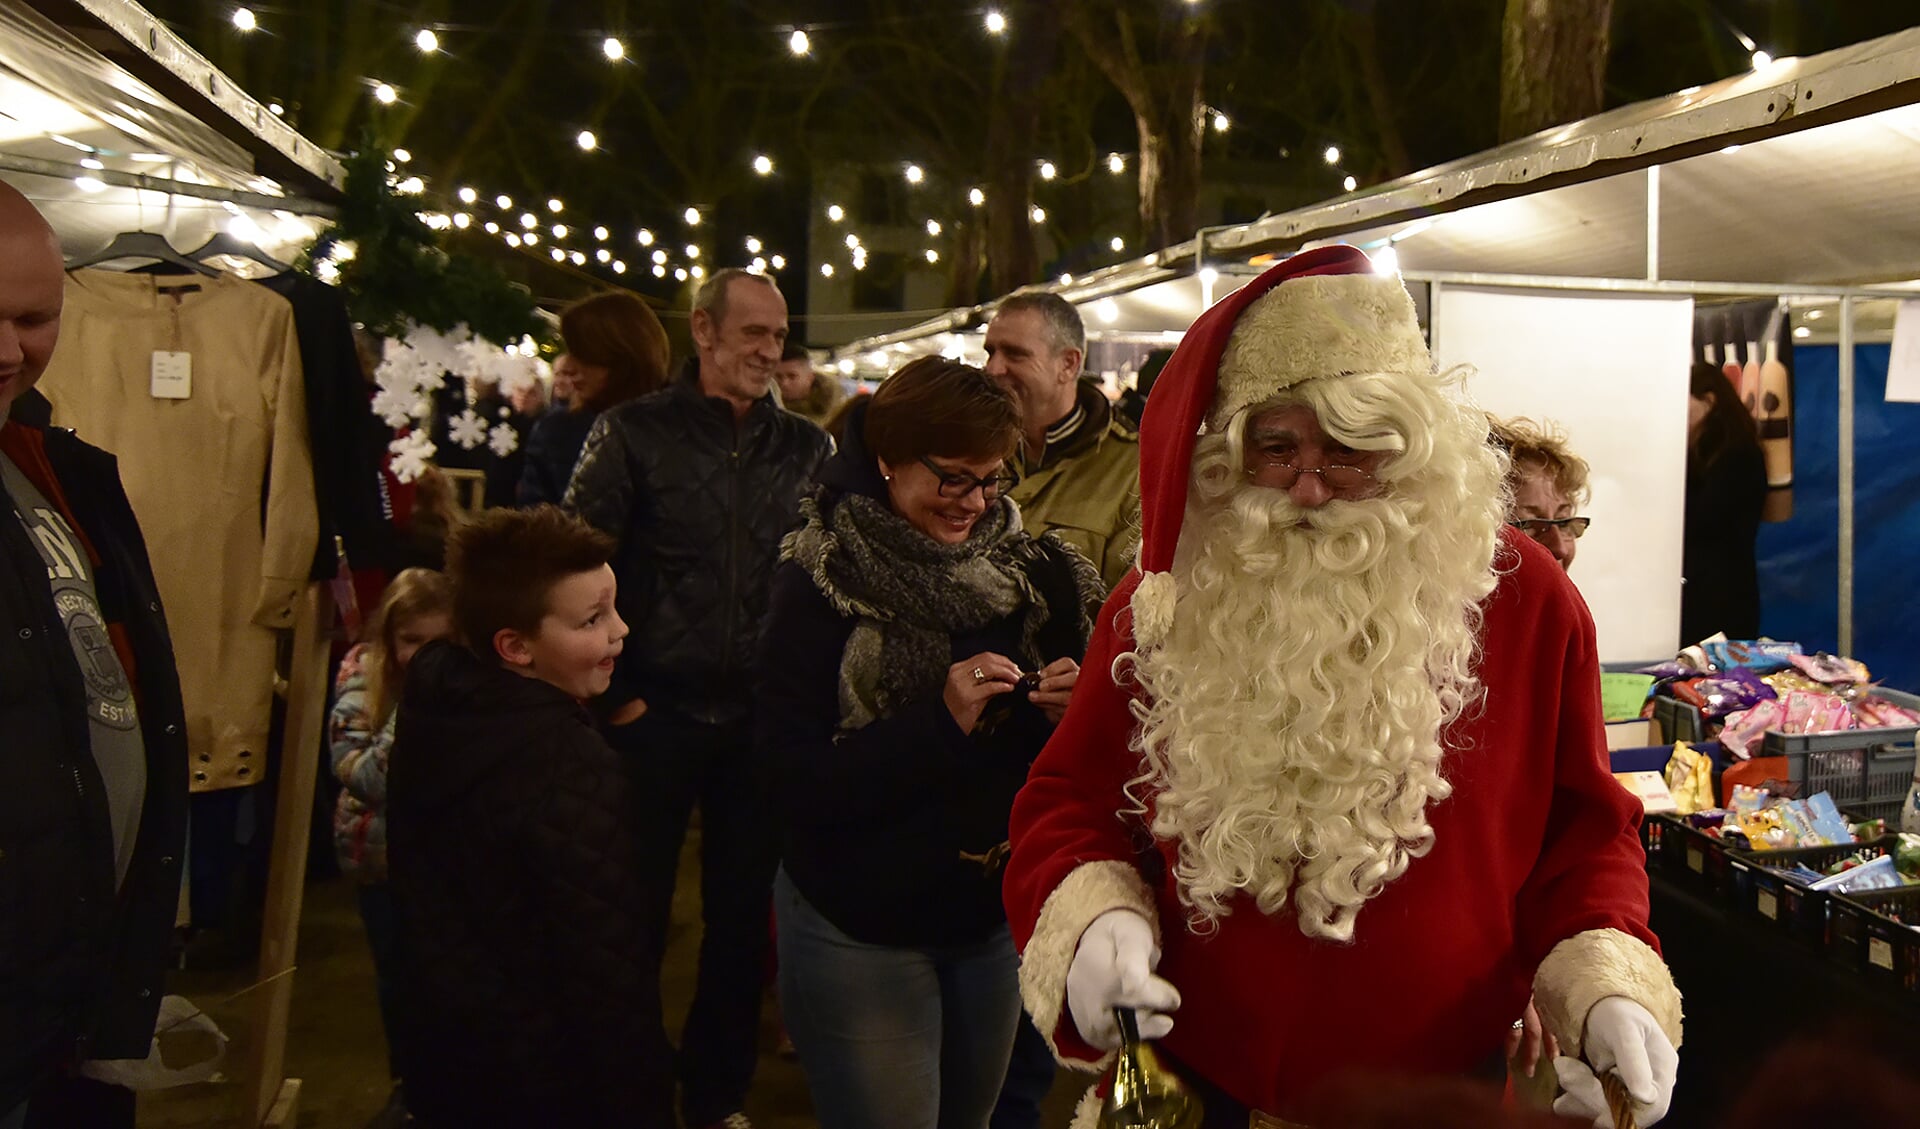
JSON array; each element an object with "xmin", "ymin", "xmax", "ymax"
[
  {"xmin": 1509, "ymin": 516, "xmax": 1592, "ymax": 540},
  {"xmin": 919, "ymin": 457, "xmax": 1017, "ymax": 500}
]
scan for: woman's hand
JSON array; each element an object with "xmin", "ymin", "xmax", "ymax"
[
  {"xmin": 1504, "ymin": 997, "xmax": 1558, "ymax": 1078},
  {"xmin": 1029, "ymin": 657, "xmax": 1080, "ymax": 725},
  {"xmin": 944, "ymin": 653, "xmax": 1021, "ymax": 733}
]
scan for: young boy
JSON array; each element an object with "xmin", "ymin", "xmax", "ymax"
[{"xmin": 386, "ymin": 505, "xmax": 672, "ymax": 1128}]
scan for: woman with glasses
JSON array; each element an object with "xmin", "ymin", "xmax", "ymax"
[
  {"xmin": 1488, "ymin": 416, "xmax": 1591, "ymax": 572},
  {"xmin": 755, "ymin": 357, "xmax": 1105, "ymax": 1129}
]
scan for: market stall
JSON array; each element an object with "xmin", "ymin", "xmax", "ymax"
[
  {"xmin": 833, "ymin": 26, "xmax": 1920, "ymax": 683},
  {"xmin": 2, "ymin": 1, "xmax": 352, "ymax": 1123}
]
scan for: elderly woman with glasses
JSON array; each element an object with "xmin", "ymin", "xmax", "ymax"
[
  {"xmin": 755, "ymin": 357, "xmax": 1105, "ymax": 1129},
  {"xmin": 1488, "ymin": 415, "xmax": 1591, "ymax": 572}
]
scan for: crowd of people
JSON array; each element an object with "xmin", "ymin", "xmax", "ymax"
[{"xmin": 4, "ymin": 170, "xmax": 1801, "ymax": 1129}]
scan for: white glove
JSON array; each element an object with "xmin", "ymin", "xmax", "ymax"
[
  {"xmin": 1065, "ymin": 909, "xmax": 1181, "ymax": 1051},
  {"xmin": 1553, "ymin": 996, "xmax": 1678, "ymax": 1128}
]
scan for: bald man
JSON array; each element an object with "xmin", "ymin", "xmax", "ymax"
[{"xmin": 1, "ymin": 182, "xmax": 188, "ymax": 1128}]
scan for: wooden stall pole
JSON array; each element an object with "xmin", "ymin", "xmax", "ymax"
[{"xmin": 244, "ymin": 582, "xmax": 334, "ymax": 1126}]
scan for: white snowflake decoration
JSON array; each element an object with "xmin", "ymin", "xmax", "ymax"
[
  {"xmin": 448, "ymin": 409, "xmax": 488, "ymax": 450},
  {"xmin": 387, "ymin": 430, "xmax": 437, "ymax": 484},
  {"xmin": 487, "ymin": 422, "xmax": 521, "ymax": 458},
  {"xmin": 371, "ymin": 386, "xmax": 420, "ymax": 428}
]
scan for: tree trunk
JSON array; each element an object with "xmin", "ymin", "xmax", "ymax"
[
  {"xmin": 1499, "ymin": 0, "xmax": 1615, "ymax": 142},
  {"xmin": 1066, "ymin": 1, "xmax": 1208, "ymax": 254},
  {"xmin": 983, "ymin": 0, "xmax": 1059, "ymax": 293},
  {"xmin": 1346, "ymin": 2, "xmax": 1414, "ymax": 179}
]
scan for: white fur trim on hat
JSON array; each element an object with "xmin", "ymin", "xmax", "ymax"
[
  {"xmin": 1210, "ymin": 273, "xmax": 1431, "ymax": 429},
  {"xmin": 1533, "ymin": 928, "xmax": 1685, "ymax": 1058},
  {"xmin": 1019, "ymin": 859, "xmax": 1160, "ymax": 1069},
  {"xmin": 1130, "ymin": 570, "xmax": 1177, "ymax": 650}
]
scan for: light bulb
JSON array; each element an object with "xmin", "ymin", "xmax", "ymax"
[
  {"xmin": 985, "ymin": 9, "xmax": 1007, "ymax": 34},
  {"xmin": 968, "ymin": 187, "xmax": 985, "ymax": 207},
  {"xmin": 925, "ymin": 249, "xmax": 939, "ymax": 263},
  {"xmin": 570, "ymin": 251, "xmax": 587, "ymax": 266},
  {"xmin": 1343, "ymin": 175, "xmax": 1358, "ymax": 192},
  {"xmin": 820, "ymin": 263, "xmax": 835, "ymax": 278},
  {"xmin": 684, "ymin": 207, "xmax": 702, "ymax": 225},
  {"xmin": 653, "ymin": 265, "xmax": 667, "ymax": 278},
  {"xmin": 593, "ymin": 226, "xmax": 609, "ymax": 241},
  {"xmin": 495, "ymin": 194, "xmax": 512, "ymax": 209},
  {"xmin": 1324, "ymin": 145, "xmax": 1341, "ymax": 165},
  {"xmin": 905, "ymin": 164, "xmax": 924, "ymax": 184},
  {"xmin": 232, "ymin": 8, "xmax": 256, "ymax": 32},
  {"xmin": 1110, "ymin": 236, "xmax": 1125, "ymax": 252},
  {"xmin": 827, "ymin": 204, "xmax": 845, "ymax": 222},
  {"xmin": 415, "ymin": 29, "xmax": 439, "ymax": 52},
  {"xmin": 789, "ymin": 29, "xmax": 810, "ymax": 55},
  {"xmin": 458, "ymin": 186, "xmax": 477, "ymax": 204},
  {"xmin": 613, "ymin": 261, "xmax": 626, "ymax": 274},
  {"xmin": 548, "ymin": 198, "xmax": 564, "ymax": 213},
  {"xmin": 1108, "ymin": 153, "xmax": 1125, "ymax": 174},
  {"xmin": 550, "ymin": 248, "xmax": 565, "ymax": 262},
  {"xmin": 1039, "ymin": 161, "xmax": 1056, "ymax": 180},
  {"xmin": 484, "ymin": 221, "xmax": 500, "ymax": 234},
  {"xmin": 652, "ymin": 250, "xmax": 667, "ymax": 264},
  {"xmin": 746, "ymin": 237, "xmax": 763, "ymax": 254},
  {"xmin": 637, "ymin": 229, "xmax": 655, "ymax": 245},
  {"xmin": 1752, "ymin": 50, "xmax": 1772, "ymax": 69},
  {"xmin": 603, "ymin": 37, "xmax": 625, "ymax": 61},
  {"xmin": 373, "ymin": 83, "xmax": 398, "ymax": 105},
  {"xmin": 552, "ymin": 224, "xmax": 567, "ymax": 238},
  {"xmin": 519, "ymin": 212, "xmax": 536, "ymax": 228},
  {"xmin": 1030, "ymin": 205, "xmax": 1046, "ymax": 223},
  {"xmin": 771, "ymin": 255, "xmax": 786, "ymax": 270},
  {"xmin": 393, "ymin": 148, "xmax": 412, "ymax": 163},
  {"xmin": 577, "ymin": 130, "xmax": 597, "ymax": 151},
  {"xmin": 1212, "ymin": 112, "xmax": 1230, "ymax": 133},
  {"xmin": 453, "ymin": 213, "xmax": 471, "ymax": 229},
  {"xmin": 753, "ymin": 154, "xmax": 774, "ymax": 175},
  {"xmin": 926, "ymin": 220, "xmax": 942, "ymax": 236}
]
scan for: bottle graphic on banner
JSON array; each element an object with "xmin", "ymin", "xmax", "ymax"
[
  {"xmin": 1759, "ymin": 333, "xmax": 1793, "ymax": 488},
  {"xmin": 1742, "ymin": 337, "xmax": 1763, "ymax": 415}
]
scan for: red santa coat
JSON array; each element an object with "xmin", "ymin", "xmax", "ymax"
[{"xmin": 1005, "ymin": 530, "xmax": 1683, "ymax": 1118}]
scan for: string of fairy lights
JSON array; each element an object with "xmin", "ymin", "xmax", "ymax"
[{"xmin": 226, "ymin": 2, "xmax": 1786, "ymax": 290}]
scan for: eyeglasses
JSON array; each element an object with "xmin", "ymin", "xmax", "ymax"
[
  {"xmin": 919, "ymin": 457, "xmax": 1017, "ymax": 500},
  {"xmin": 1509, "ymin": 516, "xmax": 1592, "ymax": 540},
  {"xmin": 1245, "ymin": 457, "xmax": 1376, "ymax": 492}
]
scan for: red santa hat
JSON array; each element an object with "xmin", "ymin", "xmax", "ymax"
[{"xmin": 1130, "ymin": 245, "xmax": 1433, "ymax": 646}]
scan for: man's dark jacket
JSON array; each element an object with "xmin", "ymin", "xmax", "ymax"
[
  {"xmin": 565, "ymin": 363, "xmax": 830, "ymax": 725},
  {"xmin": 387, "ymin": 642, "xmax": 671, "ymax": 1127},
  {"xmin": 0, "ymin": 391, "xmax": 189, "ymax": 1112}
]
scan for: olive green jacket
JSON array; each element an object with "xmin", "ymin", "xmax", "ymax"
[{"xmin": 1009, "ymin": 381, "xmax": 1140, "ymax": 593}]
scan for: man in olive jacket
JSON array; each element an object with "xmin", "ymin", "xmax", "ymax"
[
  {"xmin": 985, "ymin": 292, "xmax": 1140, "ymax": 592},
  {"xmin": 1, "ymin": 183, "xmax": 189, "ymax": 1129}
]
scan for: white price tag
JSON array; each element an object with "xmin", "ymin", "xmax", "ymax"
[
  {"xmin": 1758, "ymin": 890, "xmax": 1777, "ymax": 920},
  {"xmin": 1869, "ymin": 937, "xmax": 1894, "ymax": 971},
  {"xmin": 150, "ymin": 351, "xmax": 192, "ymax": 399}
]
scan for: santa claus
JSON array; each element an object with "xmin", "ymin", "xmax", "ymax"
[{"xmin": 1004, "ymin": 247, "xmax": 1682, "ymax": 1127}]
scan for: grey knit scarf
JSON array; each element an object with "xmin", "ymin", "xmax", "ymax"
[{"xmin": 782, "ymin": 491, "xmax": 1100, "ymax": 731}]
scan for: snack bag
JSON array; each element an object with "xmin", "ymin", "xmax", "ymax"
[
  {"xmin": 1741, "ymin": 807, "xmax": 1792, "ymax": 850},
  {"xmin": 1719, "ymin": 699, "xmax": 1786, "ymax": 759},
  {"xmin": 1663, "ymin": 743, "xmax": 1715, "ymax": 815},
  {"xmin": 1806, "ymin": 793, "xmax": 1857, "ymax": 846},
  {"xmin": 1789, "ymin": 652, "xmax": 1870, "ymax": 685},
  {"xmin": 1702, "ymin": 639, "xmax": 1802, "ymax": 674}
]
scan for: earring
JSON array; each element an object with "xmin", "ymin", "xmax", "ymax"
[{"xmin": 883, "ymin": 474, "xmax": 892, "ymax": 482}]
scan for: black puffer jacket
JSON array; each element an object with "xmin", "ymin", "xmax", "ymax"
[
  {"xmin": 1, "ymin": 392, "xmax": 189, "ymax": 1112},
  {"xmin": 387, "ymin": 642, "xmax": 670, "ymax": 1128},
  {"xmin": 565, "ymin": 363, "xmax": 830, "ymax": 724}
]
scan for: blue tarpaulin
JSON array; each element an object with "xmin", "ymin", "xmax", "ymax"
[{"xmin": 1756, "ymin": 344, "xmax": 1920, "ymax": 692}]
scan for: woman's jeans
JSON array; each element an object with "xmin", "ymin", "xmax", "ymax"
[{"xmin": 774, "ymin": 868, "xmax": 1021, "ymax": 1129}]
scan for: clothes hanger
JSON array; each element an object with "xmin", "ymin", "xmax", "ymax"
[
  {"xmin": 185, "ymin": 231, "xmax": 290, "ymax": 273},
  {"xmin": 65, "ymin": 231, "xmax": 221, "ymax": 277}
]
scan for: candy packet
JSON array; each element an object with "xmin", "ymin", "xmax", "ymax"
[
  {"xmin": 1776, "ymin": 799, "xmax": 1820, "ymax": 848},
  {"xmin": 1855, "ymin": 695, "xmax": 1920, "ymax": 730},
  {"xmin": 1810, "ymin": 854, "xmax": 1906, "ymax": 894},
  {"xmin": 1674, "ymin": 671, "xmax": 1776, "ymax": 720},
  {"xmin": 1702, "ymin": 639, "xmax": 1803, "ymax": 674},
  {"xmin": 1719, "ymin": 699, "xmax": 1786, "ymax": 759},
  {"xmin": 1789, "ymin": 652, "xmax": 1871, "ymax": 685},
  {"xmin": 1742, "ymin": 808, "xmax": 1793, "ymax": 850},
  {"xmin": 1806, "ymin": 793, "xmax": 1858, "ymax": 846},
  {"xmin": 1663, "ymin": 743, "xmax": 1716, "ymax": 815},
  {"xmin": 1730, "ymin": 785, "xmax": 1770, "ymax": 820}
]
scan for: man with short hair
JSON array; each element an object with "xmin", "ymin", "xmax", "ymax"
[
  {"xmin": 984, "ymin": 292, "xmax": 1139, "ymax": 590},
  {"xmin": 1, "ymin": 183, "xmax": 188, "ymax": 1128},
  {"xmin": 567, "ymin": 267, "xmax": 830, "ymax": 1129},
  {"xmin": 773, "ymin": 339, "xmax": 840, "ymax": 425},
  {"xmin": 1005, "ymin": 248, "xmax": 1681, "ymax": 1127}
]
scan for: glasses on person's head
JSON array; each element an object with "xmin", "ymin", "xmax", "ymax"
[
  {"xmin": 1509, "ymin": 516, "xmax": 1592, "ymax": 540},
  {"xmin": 918, "ymin": 457, "xmax": 1017, "ymax": 500},
  {"xmin": 1245, "ymin": 455, "xmax": 1377, "ymax": 492}
]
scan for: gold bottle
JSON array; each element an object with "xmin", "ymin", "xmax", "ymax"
[{"xmin": 1099, "ymin": 1007, "xmax": 1204, "ymax": 1129}]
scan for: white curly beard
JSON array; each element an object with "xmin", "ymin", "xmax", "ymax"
[{"xmin": 1125, "ymin": 382, "xmax": 1507, "ymax": 943}]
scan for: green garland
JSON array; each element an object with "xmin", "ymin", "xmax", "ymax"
[{"xmin": 299, "ymin": 142, "xmax": 548, "ymax": 348}]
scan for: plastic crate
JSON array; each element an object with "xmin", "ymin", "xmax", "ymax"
[
  {"xmin": 1828, "ymin": 886, "xmax": 1920, "ymax": 992},
  {"xmin": 1760, "ymin": 688, "xmax": 1920, "ymax": 822},
  {"xmin": 1724, "ymin": 838, "xmax": 1895, "ymax": 944},
  {"xmin": 1648, "ymin": 814, "xmax": 1735, "ymax": 895},
  {"xmin": 1652, "ymin": 695, "xmax": 1704, "ymax": 745}
]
